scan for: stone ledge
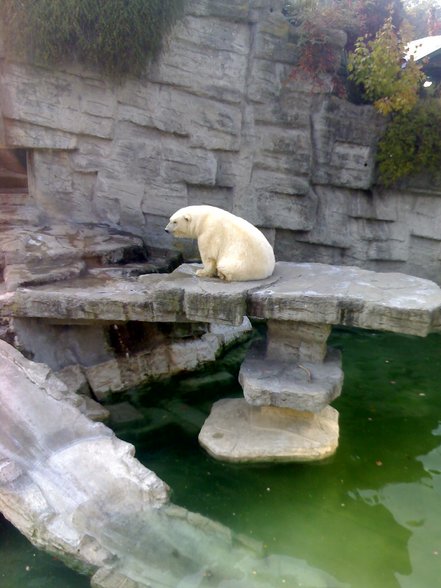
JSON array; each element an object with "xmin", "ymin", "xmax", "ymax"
[
  {"xmin": 248, "ymin": 262, "xmax": 441, "ymax": 336},
  {"xmin": 198, "ymin": 398, "xmax": 339, "ymax": 463},
  {"xmin": 3, "ymin": 261, "xmax": 441, "ymax": 336}
]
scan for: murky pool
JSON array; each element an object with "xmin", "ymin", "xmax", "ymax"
[{"xmin": 2, "ymin": 328, "xmax": 441, "ymax": 587}]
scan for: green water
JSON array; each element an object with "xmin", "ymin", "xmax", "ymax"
[
  {"xmin": 2, "ymin": 328, "xmax": 441, "ymax": 587},
  {"xmin": 0, "ymin": 514, "xmax": 90, "ymax": 588}
]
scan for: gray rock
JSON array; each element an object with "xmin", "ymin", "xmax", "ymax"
[
  {"xmin": 107, "ymin": 402, "xmax": 145, "ymax": 425},
  {"xmin": 84, "ymin": 331, "xmax": 221, "ymax": 398},
  {"xmin": 0, "ymin": 340, "xmax": 169, "ymax": 572},
  {"xmin": 266, "ymin": 319, "xmax": 331, "ymax": 362},
  {"xmin": 149, "ymin": 20, "xmax": 248, "ymax": 104},
  {"xmin": 55, "ymin": 363, "xmax": 91, "ymax": 396},
  {"xmin": 4, "ymin": 262, "xmax": 441, "ymax": 337},
  {"xmin": 248, "ymin": 262, "xmax": 441, "ymax": 336},
  {"xmin": 311, "ymin": 96, "xmax": 385, "ymax": 190},
  {"xmin": 146, "ymin": 263, "xmax": 277, "ymax": 325},
  {"xmin": 199, "ymin": 398, "xmax": 339, "ymax": 462},
  {"xmin": 0, "ymin": 342, "xmax": 347, "ymax": 587},
  {"xmin": 1, "ymin": 62, "xmax": 115, "ymax": 140},
  {"xmin": 239, "ymin": 346, "xmax": 343, "ymax": 412},
  {"xmin": 0, "ymin": 223, "xmax": 148, "ymax": 290}
]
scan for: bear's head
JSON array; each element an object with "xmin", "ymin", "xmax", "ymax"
[{"xmin": 165, "ymin": 209, "xmax": 193, "ymax": 238}]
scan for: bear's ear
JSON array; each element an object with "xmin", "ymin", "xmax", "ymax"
[{"xmin": 184, "ymin": 214, "xmax": 191, "ymax": 222}]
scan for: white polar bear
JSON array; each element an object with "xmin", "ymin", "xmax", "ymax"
[{"xmin": 165, "ymin": 205, "xmax": 275, "ymax": 282}]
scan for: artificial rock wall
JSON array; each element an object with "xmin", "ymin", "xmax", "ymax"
[{"xmin": 1, "ymin": 0, "xmax": 441, "ymax": 282}]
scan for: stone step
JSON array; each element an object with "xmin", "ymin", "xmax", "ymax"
[
  {"xmin": 3, "ymin": 260, "xmax": 86, "ymax": 291},
  {"xmin": 198, "ymin": 398, "xmax": 339, "ymax": 463},
  {"xmin": 0, "ymin": 189, "xmax": 30, "ymax": 206},
  {"xmin": 0, "ymin": 225, "xmax": 156, "ymax": 290},
  {"xmin": 0, "ymin": 188, "xmax": 40, "ymax": 226},
  {"xmin": 0, "ymin": 169, "xmax": 28, "ymax": 189},
  {"xmin": 239, "ymin": 344, "xmax": 343, "ymax": 413},
  {"xmin": 0, "ymin": 205, "xmax": 40, "ymax": 226}
]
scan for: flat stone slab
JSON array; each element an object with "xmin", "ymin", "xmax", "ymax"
[
  {"xmin": 239, "ymin": 346, "xmax": 343, "ymax": 412},
  {"xmin": 199, "ymin": 398, "xmax": 339, "ymax": 463},
  {"xmin": 2, "ymin": 261, "xmax": 441, "ymax": 335},
  {"xmin": 140, "ymin": 263, "xmax": 279, "ymax": 325},
  {"xmin": 248, "ymin": 262, "xmax": 441, "ymax": 336}
]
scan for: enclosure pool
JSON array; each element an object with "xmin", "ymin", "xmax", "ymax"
[{"xmin": 1, "ymin": 327, "xmax": 441, "ymax": 587}]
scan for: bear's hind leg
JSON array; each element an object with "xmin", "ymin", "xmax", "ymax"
[
  {"xmin": 216, "ymin": 261, "xmax": 235, "ymax": 282},
  {"xmin": 196, "ymin": 257, "xmax": 217, "ymax": 278},
  {"xmin": 217, "ymin": 269, "xmax": 232, "ymax": 281}
]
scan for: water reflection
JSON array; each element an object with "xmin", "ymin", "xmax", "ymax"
[{"xmin": 352, "ymin": 438, "xmax": 441, "ymax": 588}]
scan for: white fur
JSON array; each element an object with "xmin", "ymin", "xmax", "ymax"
[{"xmin": 165, "ymin": 205, "xmax": 275, "ymax": 281}]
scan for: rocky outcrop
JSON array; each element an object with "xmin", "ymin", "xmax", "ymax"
[
  {"xmin": 2, "ymin": 261, "xmax": 441, "ymax": 463},
  {"xmin": 2, "ymin": 0, "xmax": 440, "ymax": 283},
  {"xmin": 0, "ymin": 338, "xmax": 349, "ymax": 587}
]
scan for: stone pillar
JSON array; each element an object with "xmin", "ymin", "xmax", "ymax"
[
  {"xmin": 199, "ymin": 319, "xmax": 343, "ymax": 463},
  {"xmin": 239, "ymin": 319, "xmax": 343, "ymax": 413},
  {"xmin": 266, "ymin": 320, "xmax": 331, "ymax": 362}
]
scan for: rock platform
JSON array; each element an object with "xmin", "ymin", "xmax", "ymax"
[{"xmin": 2, "ymin": 260, "xmax": 441, "ymax": 463}]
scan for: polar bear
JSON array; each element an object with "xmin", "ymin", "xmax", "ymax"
[{"xmin": 165, "ymin": 205, "xmax": 275, "ymax": 282}]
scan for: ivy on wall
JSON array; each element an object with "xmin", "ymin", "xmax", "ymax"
[{"xmin": 0, "ymin": 0, "xmax": 185, "ymax": 78}]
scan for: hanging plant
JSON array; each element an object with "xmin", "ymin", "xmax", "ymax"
[{"xmin": 0, "ymin": 0, "xmax": 185, "ymax": 78}]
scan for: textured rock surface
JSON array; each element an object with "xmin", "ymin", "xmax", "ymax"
[
  {"xmin": 9, "ymin": 313, "xmax": 252, "ymax": 397},
  {"xmin": 84, "ymin": 319, "xmax": 252, "ymax": 399},
  {"xmin": 0, "ymin": 339, "xmax": 348, "ymax": 587},
  {"xmin": 266, "ymin": 319, "xmax": 331, "ymax": 362},
  {"xmin": 4, "ymin": 262, "xmax": 441, "ymax": 336},
  {"xmin": 199, "ymin": 398, "xmax": 339, "ymax": 462},
  {"xmin": 239, "ymin": 346, "xmax": 343, "ymax": 412},
  {"xmin": 2, "ymin": 0, "xmax": 441, "ymax": 282},
  {"xmin": 248, "ymin": 262, "xmax": 441, "ymax": 336},
  {"xmin": 0, "ymin": 222, "xmax": 155, "ymax": 292},
  {"xmin": 0, "ymin": 340, "xmax": 168, "ymax": 571}
]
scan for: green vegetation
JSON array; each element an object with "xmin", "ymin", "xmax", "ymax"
[
  {"xmin": 0, "ymin": 0, "xmax": 185, "ymax": 78},
  {"xmin": 344, "ymin": 3, "xmax": 441, "ymax": 185},
  {"xmin": 347, "ymin": 16, "xmax": 424, "ymax": 115},
  {"xmin": 285, "ymin": 0, "xmax": 441, "ymax": 186},
  {"xmin": 377, "ymin": 98, "xmax": 441, "ymax": 186}
]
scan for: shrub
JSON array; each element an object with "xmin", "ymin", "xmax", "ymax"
[
  {"xmin": 376, "ymin": 98, "xmax": 441, "ymax": 186},
  {"xmin": 283, "ymin": 0, "xmax": 405, "ymax": 95},
  {"xmin": 284, "ymin": 0, "xmax": 359, "ymax": 94},
  {"xmin": 347, "ymin": 16, "xmax": 425, "ymax": 115},
  {"xmin": 0, "ymin": 0, "xmax": 185, "ymax": 78}
]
